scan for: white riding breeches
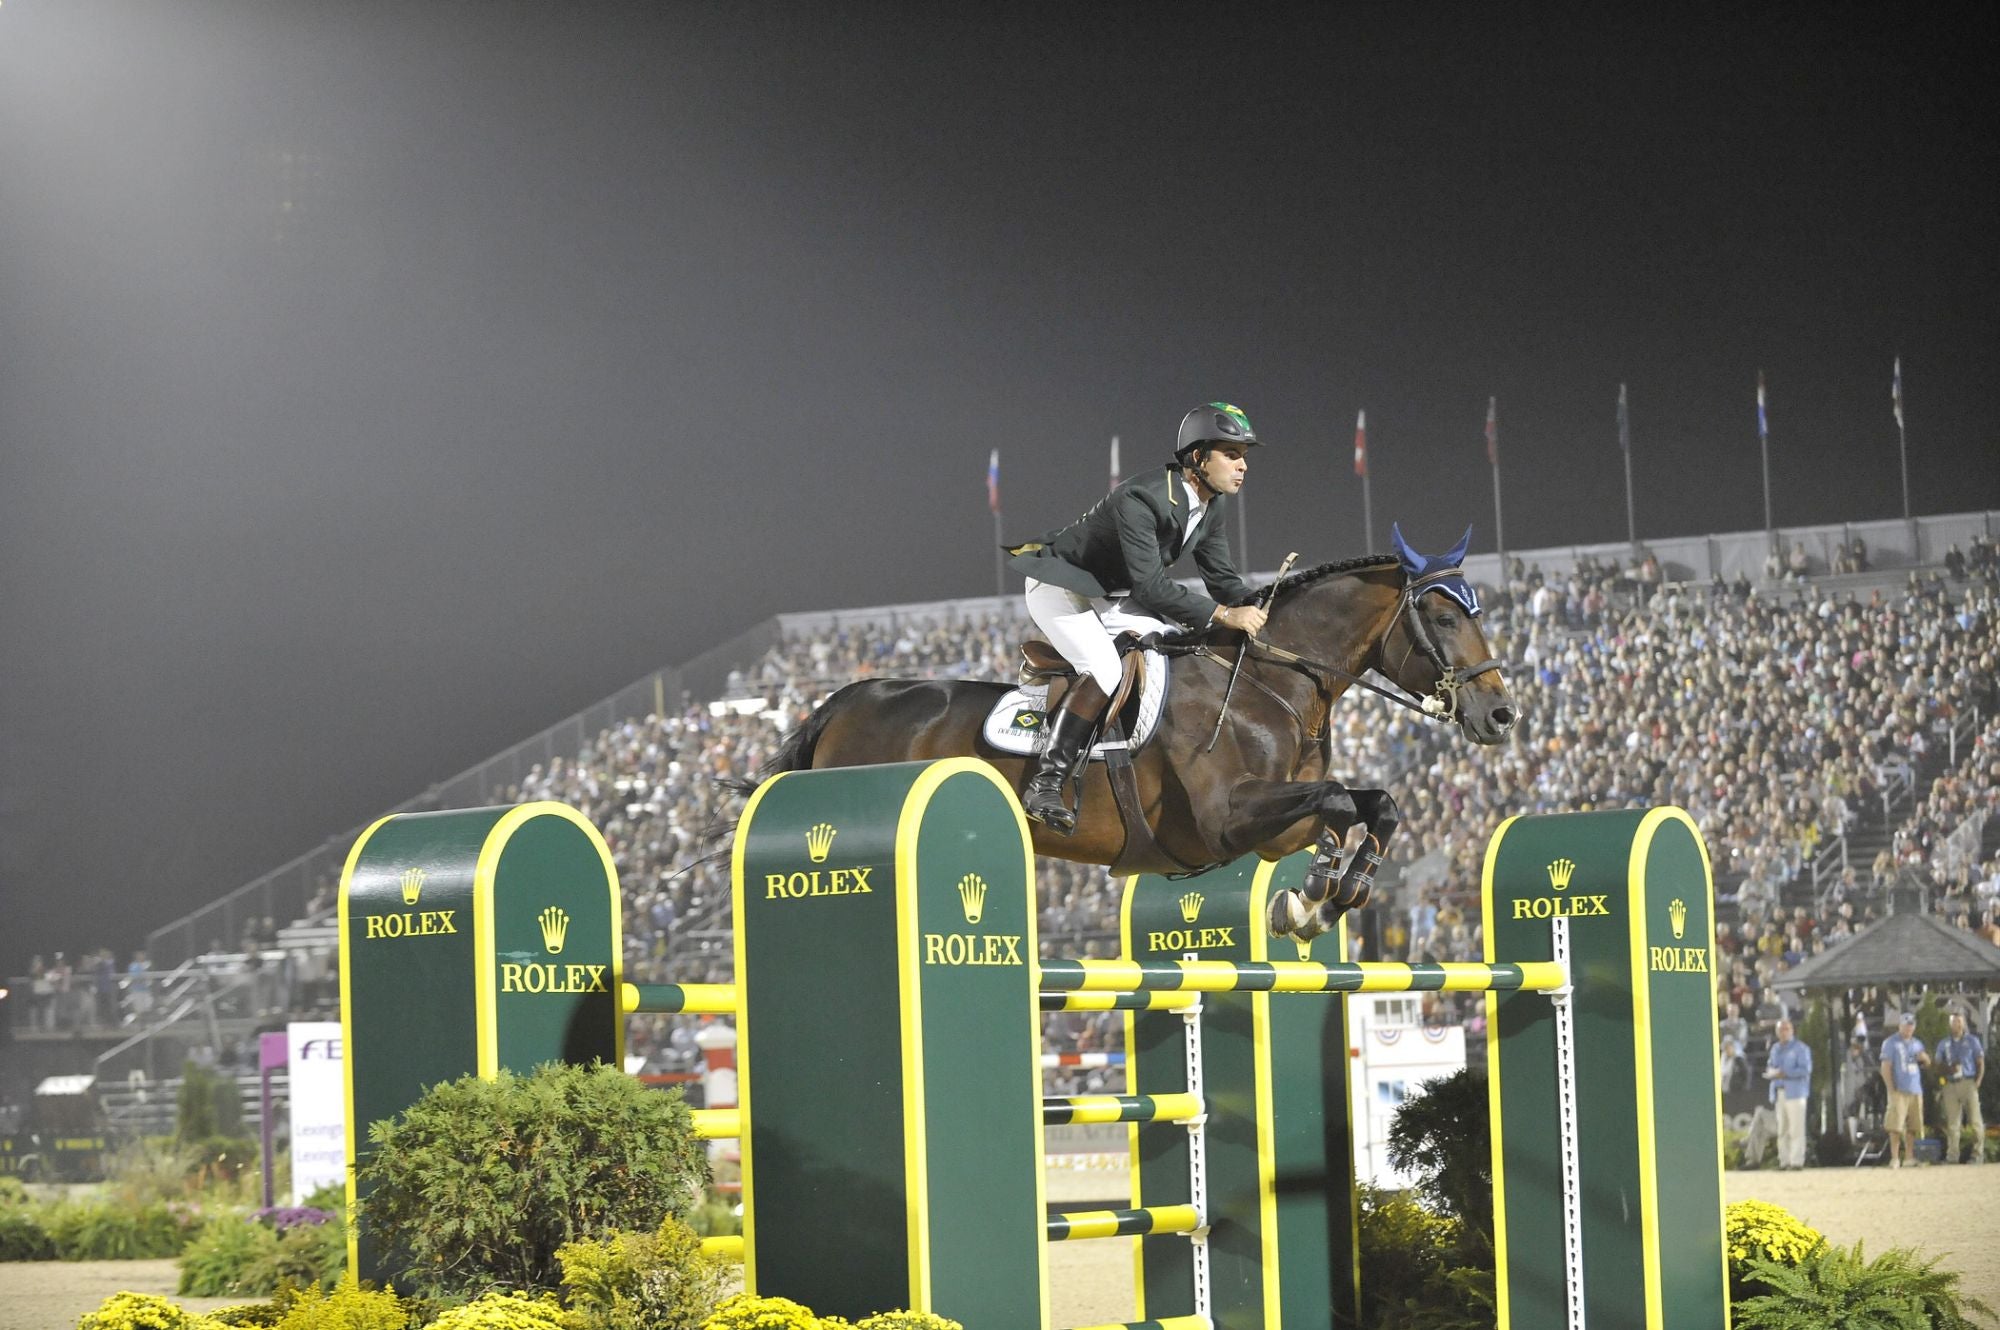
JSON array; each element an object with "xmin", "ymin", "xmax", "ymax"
[{"xmin": 1024, "ymin": 578, "xmax": 1177, "ymax": 692}]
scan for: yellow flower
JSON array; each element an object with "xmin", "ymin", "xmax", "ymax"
[{"xmin": 1725, "ymin": 1199, "xmax": 1824, "ymax": 1272}]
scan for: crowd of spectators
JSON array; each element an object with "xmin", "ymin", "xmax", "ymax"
[
  {"xmin": 1386, "ymin": 546, "xmax": 1997, "ymax": 1037},
  {"xmin": 19, "ymin": 536, "xmax": 1998, "ymax": 1109}
]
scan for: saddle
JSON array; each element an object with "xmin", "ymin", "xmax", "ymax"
[
  {"xmin": 1016, "ymin": 638, "xmax": 1145, "ymax": 731},
  {"xmin": 997, "ymin": 636, "xmax": 1185, "ymax": 877}
]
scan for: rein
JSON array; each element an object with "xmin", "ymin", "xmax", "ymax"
[{"xmin": 1224, "ymin": 566, "xmax": 1506, "ymax": 728}]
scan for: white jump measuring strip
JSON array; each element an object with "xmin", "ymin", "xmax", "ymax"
[{"xmin": 1550, "ymin": 917, "xmax": 1584, "ymax": 1330}]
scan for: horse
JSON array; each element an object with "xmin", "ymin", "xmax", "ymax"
[{"xmin": 754, "ymin": 526, "xmax": 1515, "ymax": 940}]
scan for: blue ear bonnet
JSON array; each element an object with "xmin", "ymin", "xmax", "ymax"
[{"xmin": 1390, "ymin": 523, "xmax": 1482, "ymax": 617}]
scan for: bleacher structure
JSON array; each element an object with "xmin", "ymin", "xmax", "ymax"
[{"xmin": 4, "ymin": 508, "xmax": 1995, "ymax": 1151}]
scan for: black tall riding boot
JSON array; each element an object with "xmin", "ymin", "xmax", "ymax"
[{"xmin": 1022, "ymin": 678, "xmax": 1108, "ymax": 835}]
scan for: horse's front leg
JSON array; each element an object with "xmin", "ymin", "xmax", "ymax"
[
  {"xmin": 1219, "ymin": 777, "xmax": 1359, "ymax": 861},
  {"xmin": 1221, "ymin": 778, "xmax": 1370, "ymax": 942},
  {"xmin": 1224, "ymin": 780, "xmax": 1399, "ymax": 943},
  {"xmin": 1298, "ymin": 788, "xmax": 1401, "ymax": 939}
]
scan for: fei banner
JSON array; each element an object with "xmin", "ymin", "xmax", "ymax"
[{"xmin": 288, "ymin": 1022, "xmax": 345, "ymax": 1205}]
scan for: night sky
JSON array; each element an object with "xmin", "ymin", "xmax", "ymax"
[{"xmin": 3, "ymin": 3, "xmax": 1996, "ymax": 980}]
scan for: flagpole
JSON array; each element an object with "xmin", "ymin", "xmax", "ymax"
[
  {"xmin": 1238, "ymin": 489, "xmax": 1250, "ymax": 572},
  {"xmin": 1354, "ymin": 409, "xmax": 1373, "ymax": 551},
  {"xmin": 988, "ymin": 447, "xmax": 1004, "ymax": 597},
  {"xmin": 1758, "ymin": 372, "xmax": 1773, "ymax": 536},
  {"xmin": 1894, "ymin": 358, "xmax": 1909, "ymax": 520},
  {"xmin": 1619, "ymin": 383, "xmax": 1636, "ymax": 547},
  {"xmin": 1486, "ymin": 397, "xmax": 1505, "ymax": 570}
]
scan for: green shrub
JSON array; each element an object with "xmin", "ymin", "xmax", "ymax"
[
  {"xmin": 180, "ymin": 1214, "xmax": 283, "ymax": 1297},
  {"xmin": 301, "ymin": 1182, "xmax": 348, "ymax": 1215},
  {"xmin": 1383, "ymin": 1068, "xmax": 1492, "ymax": 1246},
  {"xmin": 77, "ymin": 1291, "xmax": 216, "ymax": 1330},
  {"xmin": 358, "ymin": 1062, "xmax": 706, "ymax": 1300},
  {"xmin": 1353, "ymin": 1184, "xmax": 1492, "ymax": 1330},
  {"xmin": 270, "ymin": 1274, "xmax": 412, "ymax": 1330},
  {"xmin": 184, "ymin": 1136, "xmax": 262, "ymax": 1186},
  {"xmin": 245, "ymin": 1217, "xmax": 348, "ymax": 1295},
  {"xmin": 45, "ymin": 1200, "xmax": 197, "ymax": 1261},
  {"xmin": 0, "ymin": 1174, "xmax": 30, "ymax": 1207},
  {"xmin": 1734, "ymin": 1239, "xmax": 1996, "ymax": 1329},
  {"xmin": 208, "ymin": 1305, "xmax": 287, "ymax": 1328},
  {"xmin": 0, "ymin": 1205, "xmax": 57, "ymax": 1260},
  {"xmin": 556, "ymin": 1218, "xmax": 733, "ymax": 1330},
  {"xmin": 177, "ymin": 1061, "xmax": 246, "ymax": 1146}
]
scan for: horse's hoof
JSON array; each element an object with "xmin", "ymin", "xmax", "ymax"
[
  {"xmin": 1310, "ymin": 902, "xmax": 1350, "ymax": 939},
  {"xmin": 1267, "ymin": 890, "xmax": 1309, "ymax": 937}
]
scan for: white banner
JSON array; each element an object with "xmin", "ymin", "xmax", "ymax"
[{"xmin": 288, "ymin": 1022, "xmax": 345, "ymax": 1206}]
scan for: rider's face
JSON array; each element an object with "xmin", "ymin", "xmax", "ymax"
[{"xmin": 1197, "ymin": 444, "xmax": 1249, "ymax": 495}]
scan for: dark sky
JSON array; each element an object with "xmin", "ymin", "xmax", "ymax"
[{"xmin": 3, "ymin": 3, "xmax": 1996, "ymax": 979}]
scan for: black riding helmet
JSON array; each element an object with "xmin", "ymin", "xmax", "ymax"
[{"xmin": 1175, "ymin": 402, "xmax": 1262, "ymax": 460}]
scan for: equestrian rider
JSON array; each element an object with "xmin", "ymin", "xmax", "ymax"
[{"xmin": 1006, "ymin": 402, "xmax": 1270, "ymax": 833}]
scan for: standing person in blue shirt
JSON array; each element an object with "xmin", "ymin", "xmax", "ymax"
[
  {"xmin": 1764, "ymin": 1018, "xmax": 1813, "ymax": 1169},
  {"xmin": 1937, "ymin": 1011, "xmax": 1986, "ymax": 1165},
  {"xmin": 1880, "ymin": 1012, "xmax": 1932, "ymax": 1169}
]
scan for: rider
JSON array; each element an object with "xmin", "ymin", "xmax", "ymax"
[{"xmin": 1006, "ymin": 402, "xmax": 1271, "ymax": 833}]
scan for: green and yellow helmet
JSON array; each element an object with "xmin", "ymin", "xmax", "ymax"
[{"xmin": 1176, "ymin": 402, "xmax": 1261, "ymax": 459}]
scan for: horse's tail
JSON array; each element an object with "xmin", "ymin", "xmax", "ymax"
[{"xmin": 715, "ymin": 686, "xmax": 846, "ymax": 796}]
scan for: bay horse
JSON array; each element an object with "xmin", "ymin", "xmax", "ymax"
[{"xmin": 755, "ymin": 527, "xmax": 1515, "ymax": 940}]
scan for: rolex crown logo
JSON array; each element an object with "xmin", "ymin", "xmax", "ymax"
[
  {"xmin": 539, "ymin": 906, "xmax": 570, "ymax": 954},
  {"xmin": 1669, "ymin": 898, "xmax": 1688, "ymax": 941},
  {"xmin": 400, "ymin": 868, "xmax": 426, "ymax": 906},
  {"xmin": 1546, "ymin": 858, "xmax": 1576, "ymax": 891},
  {"xmin": 957, "ymin": 873, "xmax": 987, "ymax": 924},
  {"xmin": 1179, "ymin": 892, "xmax": 1204, "ymax": 923},
  {"xmin": 805, "ymin": 823, "xmax": 837, "ymax": 864}
]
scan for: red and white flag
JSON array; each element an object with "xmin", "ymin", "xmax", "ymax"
[
  {"xmin": 986, "ymin": 448, "xmax": 1000, "ymax": 514},
  {"xmin": 1353, "ymin": 410, "xmax": 1367, "ymax": 477}
]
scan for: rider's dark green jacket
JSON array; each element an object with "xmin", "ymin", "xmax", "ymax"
[{"xmin": 1005, "ymin": 464, "xmax": 1254, "ymax": 627}]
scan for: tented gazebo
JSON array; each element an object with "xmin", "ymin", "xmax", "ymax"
[{"xmin": 1774, "ymin": 909, "xmax": 2000, "ymax": 995}]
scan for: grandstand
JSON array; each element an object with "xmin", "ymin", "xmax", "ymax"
[{"xmin": 5, "ymin": 510, "xmax": 1996, "ymax": 1152}]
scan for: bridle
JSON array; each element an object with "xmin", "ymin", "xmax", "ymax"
[
  {"xmin": 1191, "ymin": 565, "xmax": 1507, "ymax": 732},
  {"xmin": 1381, "ymin": 567, "xmax": 1507, "ymax": 722}
]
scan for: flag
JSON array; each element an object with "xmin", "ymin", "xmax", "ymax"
[
  {"xmin": 1757, "ymin": 372, "xmax": 1768, "ymax": 440},
  {"xmin": 1109, "ymin": 435, "xmax": 1121, "ymax": 490},
  {"xmin": 1484, "ymin": 397, "xmax": 1498, "ymax": 466},
  {"xmin": 1893, "ymin": 357, "xmax": 1904, "ymax": 430},
  {"xmin": 1353, "ymin": 410, "xmax": 1367, "ymax": 477},
  {"xmin": 1617, "ymin": 383, "xmax": 1630, "ymax": 454},
  {"xmin": 986, "ymin": 448, "xmax": 1000, "ymax": 513}
]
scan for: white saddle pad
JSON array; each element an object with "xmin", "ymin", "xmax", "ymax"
[{"xmin": 981, "ymin": 649, "xmax": 1171, "ymax": 761}]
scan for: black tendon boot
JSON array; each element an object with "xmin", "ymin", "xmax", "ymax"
[{"xmin": 1022, "ymin": 678, "xmax": 1109, "ymax": 835}]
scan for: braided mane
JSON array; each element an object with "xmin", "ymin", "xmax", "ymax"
[{"xmin": 1271, "ymin": 553, "xmax": 1400, "ymax": 597}]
